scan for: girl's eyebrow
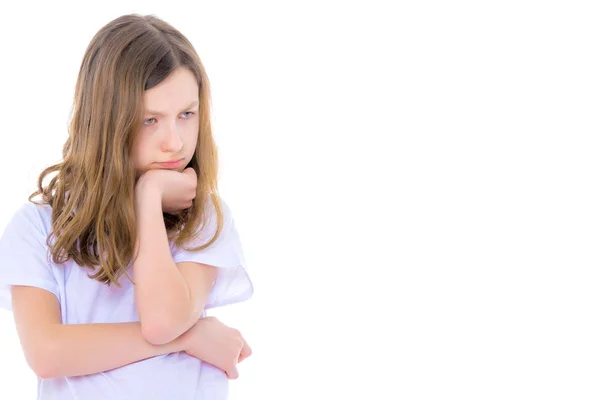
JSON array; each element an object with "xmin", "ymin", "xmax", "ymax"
[{"xmin": 145, "ymin": 100, "xmax": 199, "ymax": 116}]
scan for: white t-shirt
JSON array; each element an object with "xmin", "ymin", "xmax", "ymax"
[{"xmin": 0, "ymin": 199, "xmax": 254, "ymax": 400}]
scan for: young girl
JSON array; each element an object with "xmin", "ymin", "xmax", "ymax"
[{"xmin": 0, "ymin": 13, "xmax": 254, "ymax": 400}]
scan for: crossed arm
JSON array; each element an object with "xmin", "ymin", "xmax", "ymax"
[{"xmin": 10, "ymin": 172, "xmax": 247, "ymax": 379}]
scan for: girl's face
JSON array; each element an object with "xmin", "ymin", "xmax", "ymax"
[{"xmin": 132, "ymin": 67, "xmax": 200, "ymax": 177}]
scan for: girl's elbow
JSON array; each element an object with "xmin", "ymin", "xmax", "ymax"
[
  {"xmin": 27, "ymin": 347, "xmax": 60, "ymax": 380},
  {"xmin": 140, "ymin": 309, "xmax": 195, "ymax": 345},
  {"xmin": 141, "ymin": 320, "xmax": 179, "ymax": 345},
  {"xmin": 34, "ymin": 363, "xmax": 59, "ymax": 380}
]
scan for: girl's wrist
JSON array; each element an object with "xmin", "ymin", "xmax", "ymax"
[
  {"xmin": 135, "ymin": 176, "xmax": 162, "ymax": 209},
  {"xmin": 164, "ymin": 330, "xmax": 189, "ymax": 353}
]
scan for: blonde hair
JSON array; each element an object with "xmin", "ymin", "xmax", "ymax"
[{"xmin": 29, "ymin": 14, "xmax": 223, "ymax": 286}]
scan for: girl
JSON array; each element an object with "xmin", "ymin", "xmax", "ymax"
[{"xmin": 0, "ymin": 13, "xmax": 254, "ymax": 400}]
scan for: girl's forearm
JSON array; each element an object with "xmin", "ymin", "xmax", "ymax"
[
  {"xmin": 38, "ymin": 321, "xmax": 186, "ymax": 379},
  {"xmin": 133, "ymin": 185, "xmax": 195, "ymax": 345}
]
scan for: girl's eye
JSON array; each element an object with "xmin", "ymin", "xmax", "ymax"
[
  {"xmin": 143, "ymin": 112, "xmax": 194, "ymax": 126},
  {"xmin": 182, "ymin": 111, "xmax": 195, "ymax": 119}
]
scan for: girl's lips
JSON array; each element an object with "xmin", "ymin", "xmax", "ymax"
[{"xmin": 156, "ymin": 159, "xmax": 183, "ymax": 168}]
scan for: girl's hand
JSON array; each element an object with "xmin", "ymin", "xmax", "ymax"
[
  {"xmin": 136, "ymin": 168, "xmax": 197, "ymax": 214},
  {"xmin": 181, "ymin": 316, "xmax": 252, "ymax": 379}
]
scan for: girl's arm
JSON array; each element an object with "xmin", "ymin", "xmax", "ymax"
[
  {"xmin": 133, "ymin": 173, "xmax": 217, "ymax": 345},
  {"xmin": 11, "ymin": 285, "xmax": 246, "ymax": 380},
  {"xmin": 11, "ymin": 285, "xmax": 186, "ymax": 379}
]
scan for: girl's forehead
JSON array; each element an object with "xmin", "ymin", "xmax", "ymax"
[{"xmin": 143, "ymin": 69, "xmax": 199, "ymax": 113}]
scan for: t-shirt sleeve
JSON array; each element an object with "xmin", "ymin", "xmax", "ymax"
[
  {"xmin": 171, "ymin": 198, "xmax": 254, "ymax": 309},
  {"xmin": 0, "ymin": 203, "xmax": 60, "ymax": 312}
]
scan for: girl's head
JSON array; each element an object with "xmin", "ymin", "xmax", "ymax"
[
  {"xmin": 31, "ymin": 14, "xmax": 224, "ymax": 285},
  {"xmin": 71, "ymin": 13, "xmax": 214, "ymax": 180}
]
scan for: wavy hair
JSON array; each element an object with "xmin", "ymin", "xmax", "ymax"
[{"xmin": 29, "ymin": 14, "xmax": 224, "ymax": 286}]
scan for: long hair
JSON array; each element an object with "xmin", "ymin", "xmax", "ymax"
[{"xmin": 28, "ymin": 14, "xmax": 224, "ymax": 286}]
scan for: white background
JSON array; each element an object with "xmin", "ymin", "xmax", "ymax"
[{"xmin": 0, "ymin": 1, "xmax": 599, "ymax": 399}]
